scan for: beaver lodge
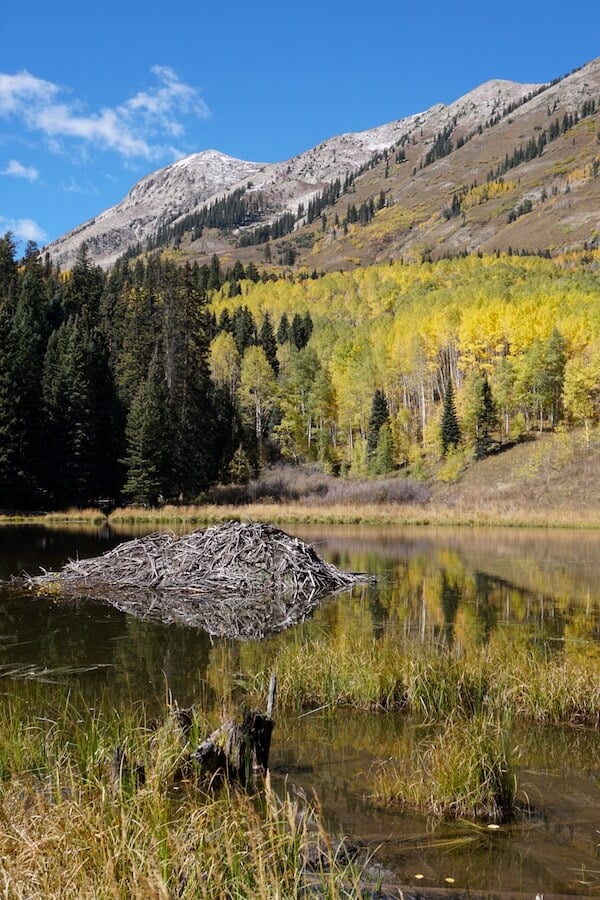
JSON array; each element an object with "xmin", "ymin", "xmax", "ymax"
[{"xmin": 24, "ymin": 522, "xmax": 372, "ymax": 640}]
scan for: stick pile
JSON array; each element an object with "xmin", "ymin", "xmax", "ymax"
[{"xmin": 24, "ymin": 522, "xmax": 372, "ymax": 639}]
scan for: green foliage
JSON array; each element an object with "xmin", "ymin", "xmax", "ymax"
[
  {"xmin": 437, "ymin": 447, "xmax": 468, "ymax": 483},
  {"xmin": 440, "ymin": 379, "xmax": 461, "ymax": 455},
  {"xmin": 366, "ymin": 389, "xmax": 389, "ymax": 459},
  {"xmin": 2, "ymin": 239, "xmax": 600, "ymax": 510}
]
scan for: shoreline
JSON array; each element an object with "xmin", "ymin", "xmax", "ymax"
[{"xmin": 1, "ymin": 500, "xmax": 600, "ymax": 530}]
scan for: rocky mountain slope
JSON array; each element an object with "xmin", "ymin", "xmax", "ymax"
[{"xmin": 46, "ymin": 58, "xmax": 600, "ymax": 271}]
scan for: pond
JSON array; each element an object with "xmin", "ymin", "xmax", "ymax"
[{"xmin": 1, "ymin": 522, "xmax": 599, "ymax": 895}]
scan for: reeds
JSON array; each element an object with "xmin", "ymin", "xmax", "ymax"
[
  {"xmin": 255, "ymin": 632, "xmax": 600, "ymax": 727},
  {"xmin": 370, "ymin": 713, "xmax": 517, "ymax": 822},
  {"xmin": 0, "ymin": 690, "xmax": 367, "ymax": 898}
]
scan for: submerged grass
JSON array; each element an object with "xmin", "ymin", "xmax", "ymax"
[
  {"xmin": 370, "ymin": 713, "xmax": 517, "ymax": 822},
  {"xmin": 0, "ymin": 690, "xmax": 367, "ymax": 899}
]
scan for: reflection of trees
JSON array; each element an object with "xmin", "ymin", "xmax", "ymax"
[
  {"xmin": 2, "ymin": 524, "xmax": 599, "ymax": 714},
  {"xmin": 440, "ymin": 574, "xmax": 460, "ymax": 647},
  {"xmin": 111, "ymin": 617, "xmax": 215, "ymax": 709}
]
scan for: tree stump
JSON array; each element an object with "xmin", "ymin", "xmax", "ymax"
[{"xmin": 193, "ymin": 675, "xmax": 276, "ymax": 787}]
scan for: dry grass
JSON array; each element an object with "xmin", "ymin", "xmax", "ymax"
[
  {"xmin": 106, "ymin": 500, "xmax": 600, "ymax": 529},
  {"xmin": 4, "ymin": 499, "xmax": 600, "ymax": 529},
  {"xmin": 0, "ymin": 691, "xmax": 367, "ymax": 899},
  {"xmin": 0, "ymin": 508, "xmax": 107, "ymax": 526}
]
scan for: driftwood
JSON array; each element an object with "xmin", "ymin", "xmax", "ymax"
[{"xmin": 21, "ymin": 522, "xmax": 373, "ymax": 639}]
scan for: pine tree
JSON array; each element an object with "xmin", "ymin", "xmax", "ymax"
[
  {"xmin": 277, "ymin": 313, "xmax": 290, "ymax": 344},
  {"xmin": 440, "ymin": 379, "xmax": 461, "ymax": 455},
  {"xmin": 3, "ymin": 252, "xmax": 48, "ymax": 503},
  {"xmin": 0, "ymin": 310, "xmax": 22, "ymax": 506},
  {"xmin": 258, "ymin": 313, "xmax": 279, "ymax": 375},
  {"xmin": 476, "ymin": 375, "xmax": 498, "ymax": 458},
  {"xmin": 163, "ymin": 265, "xmax": 217, "ymax": 499},
  {"xmin": 367, "ymin": 389, "xmax": 389, "ymax": 458},
  {"xmin": 461, "ymin": 372, "xmax": 497, "ymax": 458},
  {"xmin": 232, "ymin": 306, "xmax": 257, "ymax": 354},
  {"xmin": 0, "ymin": 232, "xmax": 18, "ymax": 301},
  {"xmin": 291, "ymin": 313, "xmax": 311, "ymax": 350},
  {"xmin": 372, "ymin": 422, "xmax": 395, "ymax": 474},
  {"xmin": 122, "ymin": 349, "xmax": 173, "ymax": 505},
  {"xmin": 207, "ymin": 254, "xmax": 222, "ymax": 291}
]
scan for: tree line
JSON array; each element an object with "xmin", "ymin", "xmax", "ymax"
[
  {"xmin": 0, "ymin": 236, "xmax": 321, "ymax": 509},
  {"xmin": 2, "ymin": 237, "xmax": 600, "ymax": 510}
]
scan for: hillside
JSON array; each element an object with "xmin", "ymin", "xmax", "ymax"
[{"xmin": 46, "ymin": 58, "xmax": 600, "ymax": 271}]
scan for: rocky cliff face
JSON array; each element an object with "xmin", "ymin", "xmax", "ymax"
[{"xmin": 46, "ymin": 59, "xmax": 600, "ymax": 270}]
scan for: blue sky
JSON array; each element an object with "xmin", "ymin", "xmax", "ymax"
[{"xmin": 1, "ymin": 0, "xmax": 598, "ymax": 248}]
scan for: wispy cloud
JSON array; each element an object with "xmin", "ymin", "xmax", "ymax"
[
  {"xmin": 58, "ymin": 176, "xmax": 99, "ymax": 195},
  {"xmin": 0, "ymin": 71, "xmax": 59, "ymax": 115},
  {"xmin": 0, "ymin": 67, "xmax": 210, "ymax": 162},
  {"xmin": 0, "ymin": 215, "xmax": 47, "ymax": 243},
  {"xmin": 1, "ymin": 158, "xmax": 39, "ymax": 181}
]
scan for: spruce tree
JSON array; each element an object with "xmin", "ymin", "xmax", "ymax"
[
  {"xmin": 367, "ymin": 389, "xmax": 389, "ymax": 458},
  {"xmin": 440, "ymin": 379, "xmax": 461, "ymax": 455},
  {"xmin": 291, "ymin": 313, "xmax": 310, "ymax": 350},
  {"xmin": 258, "ymin": 312, "xmax": 279, "ymax": 375},
  {"xmin": 277, "ymin": 313, "xmax": 290, "ymax": 344},
  {"xmin": 5, "ymin": 252, "xmax": 48, "ymax": 504},
  {"xmin": 122, "ymin": 349, "xmax": 173, "ymax": 505},
  {"xmin": 232, "ymin": 306, "xmax": 257, "ymax": 354},
  {"xmin": 476, "ymin": 375, "xmax": 498, "ymax": 458},
  {"xmin": 0, "ymin": 310, "xmax": 22, "ymax": 506},
  {"xmin": 163, "ymin": 265, "xmax": 217, "ymax": 499},
  {"xmin": 372, "ymin": 422, "xmax": 396, "ymax": 474}
]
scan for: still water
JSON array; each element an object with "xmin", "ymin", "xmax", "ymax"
[{"xmin": 1, "ymin": 523, "xmax": 599, "ymax": 895}]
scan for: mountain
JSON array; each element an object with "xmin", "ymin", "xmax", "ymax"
[{"xmin": 46, "ymin": 59, "xmax": 600, "ymax": 271}]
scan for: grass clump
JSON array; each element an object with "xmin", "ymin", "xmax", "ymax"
[
  {"xmin": 267, "ymin": 633, "xmax": 406, "ymax": 711},
  {"xmin": 371, "ymin": 713, "xmax": 517, "ymax": 822}
]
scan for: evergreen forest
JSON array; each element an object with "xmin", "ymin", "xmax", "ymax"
[{"xmin": 1, "ymin": 230, "xmax": 599, "ymax": 510}]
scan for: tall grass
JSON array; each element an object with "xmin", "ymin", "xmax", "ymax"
[
  {"xmin": 371, "ymin": 713, "xmax": 517, "ymax": 822},
  {"xmin": 253, "ymin": 632, "xmax": 600, "ymax": 726},
  {"xmin": 0, "ymin": 690, "xmax": 367, "ymax": 898}
]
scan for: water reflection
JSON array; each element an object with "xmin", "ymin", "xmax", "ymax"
[
  {"xmin": 1, "ymin": 522, "xmax": 600, "ymax": 697},
  {"xmin": 0, "ymin": 523, "xmax": 599, "ymax": 893}
]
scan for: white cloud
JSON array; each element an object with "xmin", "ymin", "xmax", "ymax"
[
  {"xmin": 0, "ymin": 71, "xmax": 59, "ymax": 115},
  {"xmin": 0, "ymin": 215, "xmax": 47, "ymax": 243},
  {"xmin": 1, "ymin": 159, "xmax": 39, "ymax": 181},
  {"xmin": 124, "ymin": 65, "xmax": 210, "ymax": 137},
  {"xmin": 34, "ymin": 103, "xmax": 152, "ymax": 157},
  {"xmin": 0, "ymin": 67, "xmax": 210, "ymax": 161},
  {"xmin": 59, "ymin": 176, "xmax": 99, "ymax": 195}
]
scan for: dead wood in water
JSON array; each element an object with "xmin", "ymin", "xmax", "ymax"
[
  {"xmin": 194, "ymin": 675, "xmax": 278, "ymax": 785},
  {"xmin": 21, "ymin": 522, "xmax": 373, "ymax": 639}
]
